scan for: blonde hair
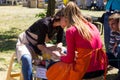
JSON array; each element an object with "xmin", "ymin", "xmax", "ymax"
[{"xmin": 64, "ymin": 1, "xmax": 93, "ymax": 41}]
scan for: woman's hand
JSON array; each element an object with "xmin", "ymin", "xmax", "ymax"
[
  {"xmin": 52, "ymin": 51, "xmax": 61, "ymax": 56},
  {"xmin": 51, "ymin": 51, "xmax": 61, "ymax": 60}
]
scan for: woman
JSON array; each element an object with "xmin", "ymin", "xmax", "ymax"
[
  {"xmin": 16, "ymin": 9, "xmax": 64, "ymax": 80},
  {"xmin": 46, "ymin": 1, "xmax": 107, "ymax": 80}
]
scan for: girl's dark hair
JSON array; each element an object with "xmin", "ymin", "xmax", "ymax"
[{"xmin": 53, "ymin": 8, "xmax": 65, "ymax": 22}]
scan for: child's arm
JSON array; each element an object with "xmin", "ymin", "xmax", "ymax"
[{"xmin": 112, "ymin": 42, "xmax": 117, "ymax": 53}]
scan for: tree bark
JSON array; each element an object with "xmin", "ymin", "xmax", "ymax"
[
  {"xmin": 46, "ymin": 0, "xmax": 56, "ymax": 17},
  {"xmin": 69, "ymin": 0, "xmax": 75, "ymax": 1}
]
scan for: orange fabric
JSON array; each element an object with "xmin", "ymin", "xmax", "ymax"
[
  {"xmin": 86, "ymin": 48, "xmax": 108, "ymax": 80},
  {"xmin": 46, "ymin": 48, "xmax": 107, "ymax": 80},
  {"xmin": 87, "ymin": 48, "xmax": 107, "ymax": 72},
  {"xmin": 46, "ymin": 48, "xmax": 92, "ymax": 80}
]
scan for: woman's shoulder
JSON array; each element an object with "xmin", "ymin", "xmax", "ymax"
[
  {"xmin": 67, "ymin": 26, "xmax": 77, "ymax": 31},
  {"xmin": 88, "ymin": 22, "xmax": 100, "ymax": 32},
  {"xmin": 66, "ymin": 26, "xmax": 78, "ymax": 35},
  {"xmin": 37, "ymin": 17, "xmax": 51, "ymax": 22}
]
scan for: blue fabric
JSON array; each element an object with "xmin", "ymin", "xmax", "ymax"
[
  {"xmin": 107, "ymin": 44, "xmax": 120, "ymax": 69},
  {"xmin": 86, "ymin": 0, "xmax": 93, "ymax": 7},
  {"xmin": 105, "ymin": 0, "xmax": 120, "ymax": 11},
  {"xmin": 103, "ymin": 12, "xmax": 112, "ymax": 52},
  {"xmin": 117, "ymin": 44, "xmax": 120, "ymax": 57},
  {"xmin": 107, "ymin": 53, "xmax": 120, "ymax": 69},
  {"xmin": 21, "ymin": 54, "xmax": 33, "ymax": 80},
  {"xmin": 96, "ymin": 0, "xmax": 104, "ymax": 8}
]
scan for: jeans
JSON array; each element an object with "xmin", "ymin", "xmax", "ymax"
[
  {"xmin": 103, "ymin": 12, "xmax": 112, "ymax": 52},
  {"xmin": 96, "ymin": 0, "xmax": 104, "ymax": 9},
  {"xmin": 107, "ymin": 44, "xmax": 120, "ymax": 69},
  {"xmin": 21, "ymin": 54, "xmax": 33, "ymax": 80},
  {"xmin": 117, "ymin": 44, "xmax": 120, "ymax": 57},
  {"xmin": 86, "ymin": 0, "xmax": 94, "ymax": 7}
]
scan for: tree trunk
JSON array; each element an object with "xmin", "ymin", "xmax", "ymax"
[
  {"xmin": 69, "ymin": 0, "xmax": 75, "ymax": 1},
  {"xmin": 46, "ymin": 0, "xmax": 56, "ymax": 17}
]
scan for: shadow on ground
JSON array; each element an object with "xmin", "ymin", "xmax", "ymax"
[{"xmin": 0, "ymin": 27, "xmax": 22, "ymax": 52}]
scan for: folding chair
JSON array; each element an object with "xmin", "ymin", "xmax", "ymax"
[{"xmin": 6, "ymin": 53, "xmax": 23, "ymax": 80}]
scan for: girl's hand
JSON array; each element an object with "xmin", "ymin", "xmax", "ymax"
[
  {"xmin": 51, "ymin": 51, "xmax": 61, "ymax": 60},
  {"xmin": 60, "ymin": 52, "xmax": 66, "ymax": 56},
  {"xmin": 56, "ymin": 43, "xmax": 63, "ymax": 48},
  {"xmin": 52, "ymin": 51, "xmax": 61, "ymax": 57}
]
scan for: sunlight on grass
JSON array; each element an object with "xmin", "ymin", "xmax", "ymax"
[{"xmin": 0, "ymin": 58, "xmax": 5, "ymax": 61}]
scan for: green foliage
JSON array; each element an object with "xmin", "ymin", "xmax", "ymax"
[
  {"xmin": 35, "ymin": 12, "xmax": 46, "ymax": 18},
  {"xmin": 35, "ymin": 9, "xmax": 47, "ymax": 18}
]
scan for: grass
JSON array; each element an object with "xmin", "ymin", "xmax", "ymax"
[
  {"xmin": 0, "ymin": 5, "xmax": 118, "ymax": 80},
  {"xmin": 0, "ymin": 5, "xmax": 43, "ymax": 72},
  {"xmin": 0, "ymin": 5, "xmax": 44, "ymax": 52},
  {"xmin": 0, "ymin": 5, "xmax": 104, "ymax": 53}
]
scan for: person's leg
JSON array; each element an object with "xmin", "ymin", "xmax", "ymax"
[
  {"xmin": 117, "ymin": 44, "xmax": 120, "ymax": 67},
  {"xmin": 85, "ymin": 0, "xmax": 92, "ymax": 10},
  {"xmin": 115, "ymin": 44, "xmax": 120, "ymax": 80},
  {"xmin": 107, "ymin": 52, "xmax": 119, "ymax": 68},
  {"xmin": 99, "ymin": 0, "xmax": 104, "ymax": 10},
  {"xmin": 107, "ymin": 45, "xmax": 120, "ymax": 80},
  {"xmin": 81, "ymin": 0, "xmax": 86, "ymax": 9},
  {"xmin": 21, "ymin": 54, "xmax": 33, "ymax": 80},
  {"xmin": 96, "ymin": 0, "xmax": 104, "ymax": 10},
  {"xmin": 117, "ymin": 44, "xmax": 120, "ymax": 56}
]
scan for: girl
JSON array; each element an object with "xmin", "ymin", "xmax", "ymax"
[
  {"xmin": 107, "ymin": 13, "xmax": 120, "ymax": 80},
  {"xmin": 46, "ymin": 1, "xmax": 107, "ymax": 80}
]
